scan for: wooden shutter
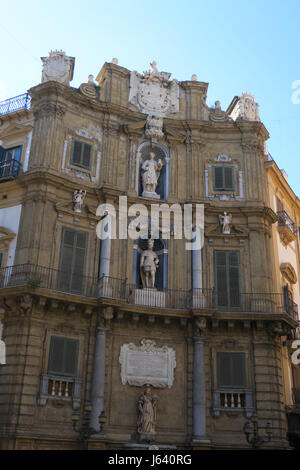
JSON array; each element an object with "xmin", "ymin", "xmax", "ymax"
[
  {"xmin": 71, "ymin": 140, "xmax": 92, "ymax": 169},
  {"xmin": 48, "ymin": 336, "xmax": 79, "ymax": 377},
  {"xmin": 64, "ymin": 339, "xmax": 79, "ymax": 376},
  {"xmin": 228, "ymin": 251, "xmax": 240, "ymax": 307},
  {"xmin": 70, "ymin": 231, "xmax": 88, "ymax": 293},
  {"xmin": 214, "ymin": 251, "xmax": 240, "ymax": 308},
  {"xmin": 71, "ymin": 140, "xmax": 82, "ymax": 166},
  {"xmin": 214, "ymin": 251, "xmax": 228, "ymax": 307},
  {"xmin": 217, "ymin": 352, "xmax": 246, "ymax": 388},
  {"xmin": 48, "ymin": 336, "xmax": 65, "ymax": 375},
  {"xmin": 213, "ymin": 167, "xmax": 223, "ymax": 190},
  {"xmin": 82, "ymin": 143, "xmax": 92, "ymax": 169},
  {"xmin": 224, "ymin": 167, "xmax": 234, "ymax": 190},
  {"xmin": 58, "ymin": 228, "xmax": 88, "ymax": 294}
]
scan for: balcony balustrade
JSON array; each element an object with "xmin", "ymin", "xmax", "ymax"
[
  {"xmin": 212, "ymin": 389, "xmax": 254, "ymax": 417},
  {"xmin": 0, "ymin": 264, "xmax": 298, "ymax": 318},
  {"xmin": 277, "ymin": 210, "xmax": 297, "ymax": 244},
  {"xmin": 0, "ymin": 93, "xmax": 31, "ymax": 116},
  {"xmin": 38, "ymin": 374, "xmax": 81, "ymax": 410},
  {"xmin": 0, "ymin": 159, "xmax": 22, "ymax": 180}
]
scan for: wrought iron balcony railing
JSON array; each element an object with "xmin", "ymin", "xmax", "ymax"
[
  {"xmin": 277, "ymin": 210, "xmax": 297, "ymax": 235},
  {"xmin": 0, "ymin": 93, "xmax": 31, "ymax": 116},
  {"xmin": 0, "ymin": 159, "xmax": 22, "ymax": 180},
  {"xmin": 0, "ymin": 264, "xmax": 298, "ymax": 318}
]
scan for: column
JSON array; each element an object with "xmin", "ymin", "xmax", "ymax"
[
  {"xmin": 89, "ymin": 326, "xmax": 106, "ymax": 431},
  {"xmin": 99, "ymin": 237, "xmax": 111, "ymax": 279},
  {"xmin": 193, "ymin": 326, "xmax": 206, "ymax": 440}
]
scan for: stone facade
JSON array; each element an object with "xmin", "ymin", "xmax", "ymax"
[{"xmin": 0, "ymin": 53, "xmax": 298, "ymax": 450}]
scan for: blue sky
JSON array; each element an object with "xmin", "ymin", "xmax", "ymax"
[{"xmin": 1, "ymin": 0, "xmax": 300, "ymax": 196}]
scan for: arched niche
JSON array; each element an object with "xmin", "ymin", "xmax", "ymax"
[
  {"xmin": 136, "ymin": 141, "xmax": 169, "ymax": 200},
  {"xmin": 132, "ymin": 237, "xmax": 168, "ymax": 290}
]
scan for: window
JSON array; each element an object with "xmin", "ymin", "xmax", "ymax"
[
  {"xmin": 57, "ymin": 228, "xmax": 88, "ymax": 294},
  {"xmin": 276, "ymin": 197, "xmax": 284, "ymax": 213},
  {"xmin": 70, "ymin": 139, "xmax": 92, "ymax": 170},
  {"xmin": 0, "ymin": 145, "xmax": 22, "ymax": 177},
  {"xmin": 213, "ymin": 166, "xmax": 234, "ymax": 191},
  {"xmin": 48, "ymin": 336, "xmax": 79, "ymax": 377},
  {"xmin": 217, "ymin": 352, "xmax": 246, "ymax": 388},
  {"xmin": 214, "ymin": 251, "xmax": 240, "ymax": 308}
]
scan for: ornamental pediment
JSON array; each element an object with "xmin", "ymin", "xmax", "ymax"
[
  {"xmin": 205, "ymin": 223, "xmax": 249, "ymax": 238},
  {"xmin": 280, "ymin": 262, "xmax": 297, "ymax": 285}
]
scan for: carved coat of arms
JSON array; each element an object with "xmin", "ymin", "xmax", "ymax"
[{"xmin": 129, "ymin": 61, "xmax": 179, "ymax": 140}]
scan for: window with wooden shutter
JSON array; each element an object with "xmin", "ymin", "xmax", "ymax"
[
  {"xmin": 217, "ymin": 352, "xmax": 246, "ymax": 388},
  {"xmin": 214, "ymin": 250, "xmax": 240, "ymax": 308},
  {"xmin": 213, "ymin": 166, "xmax": 234, "ymax": 191},
  {"xmin": 48, "ymin": 336, "xmax": 79, "ymax": 377},
  {"xmin": 70, "ymin": 139, "xmax": 92, "ymax": 170},
  {"xmin": 57, "ymin": 228, "xmax": 88, "ymax": 294}
]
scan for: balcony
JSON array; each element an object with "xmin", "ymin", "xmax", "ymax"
[
  {"xmin": 277, "ymin": 210, "xmax": 297, "ymax": 245},
  {"xmin": 38, "ymin": 374, "xmax": 81, "ymax": 410},
  {"xmin": 212, "ymin": 389, "xmax": 254, "ymax": 417},
  {"xmin": 0, "ymin": 93, "xmax": 31, "ymax": 116},
  {"xmin": 0, "ymin": 159, "xmax": 22, "ymax": 180},
  {"xmin": 0, "ymin": 264, "xmax": 298, "ymax": 319}
]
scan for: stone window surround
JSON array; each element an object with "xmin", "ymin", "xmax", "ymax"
[
  {"xmin": 61, "ymin": 133, "xmax": 102, "ymax": 184},
  {"xmin": 37, "ymin": 331, "xmax": 83, "ymax": 410},
  {"xmin": 204, "ymin": 155, "xmax": 244, "ymax": 201},
  {"xmin": 211, "ymin": 346, "xmax": 254, "ymax": 417}
]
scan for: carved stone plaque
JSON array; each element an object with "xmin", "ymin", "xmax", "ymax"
[{"xmin": 119, "ymin": 339, "xmax": 176, "ymax": 388}]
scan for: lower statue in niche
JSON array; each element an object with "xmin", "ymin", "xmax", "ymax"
[
  {"xmin": 140, "ymin": 239, "xmax": 159, "ymax": 289},
  {"xmin": 141, "ymin": 152, "xmax": 163, "ymax": 198},
  {"xmin": 137, "ymin": 386, "xmax": 157, "ymax": 440}
]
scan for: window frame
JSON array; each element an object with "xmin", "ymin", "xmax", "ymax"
[
  {"xmin": 217, "ymin": 351, "xmax": 247, "ymax": 389},
  {"xmin": 212, "ymin": 165, "xmax": 235, "ymax": 192},
  {"xmin": 48, "ymin": 335, "xmax": 79, "ymax": 378},
  {"xmin": 57, "ymin": 227, "xmax": 88, "ymax": 295},
  {"xmin": 70, "ymin": 139, "xmax": 92, "ymax": 170},
  {"xmin": 214, "ymin": 250, "xmax": 241, "ymax": 309}
]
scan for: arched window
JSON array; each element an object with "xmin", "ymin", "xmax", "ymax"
[{"xmin": 136, "ymin": 142, "xmax": 169, "ymax": 200}]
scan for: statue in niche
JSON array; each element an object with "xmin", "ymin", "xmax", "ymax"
[
  {"xmin": 137, "ymin": 385, "xmax": 157, "ymax": 439},
  {"xmin": 73, "ymin": 189, "xmax": 87, "ymax": 213},
  {"xmin": 141, "ymin": 152, "xmax": 163, "ymax": 198},
  {"xmin": 219, "ymin": 212, "xmax": 232, "ymax": 235},
  {"xmin": 140, "ymin": 239, "xmax": 159, "ymax": 289}
]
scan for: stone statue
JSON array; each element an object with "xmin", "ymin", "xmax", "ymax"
[
  {"xmin": 141, "ymin": 152, "xmax": 163, "ymax": 198},
  {"xmin": 145, "ymin": 115, "xmax": 164, "ymax": 141},
  {"xmin": 140, "ymin": 239, "xmax": 159, "ymax": 289},
  {"xmin": 0, "ymin": 321, "xmax": 6, "ymax": 365},
  {"xmin": 137, "ymin": 386, "xmax": 157, "ymax": 439},
  {"xmin": 41, "ymin": 50, "xmax": 75, "ymax": 86},
  {"xmin": 73, "ymin": 189, "xmax": 87, "ymax": 213},
  {"xmin": 219, "ymin": 212, "xmax": 232, "ymax": 234}
]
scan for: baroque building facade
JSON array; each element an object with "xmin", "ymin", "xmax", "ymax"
[{"xmin": 0, "ymin": 51, "xmax": 299, "ymax": 450}]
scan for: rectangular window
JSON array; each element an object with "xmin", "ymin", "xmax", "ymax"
[
  {"xmin": 70, "ymin": 139, "xmax": 92, "ymax": 170},
  {"xmin": 214, "ymin": 250, "xmax": 240, "ymax": 308},
  {"xmin": 0, "ymin": 145, "xmax": 22, "ymax": 177},
  {"xmin": 217, "ymin": 352, "xmax": 246, "ymax": 388},
  {"xmin": 48, "ymin": 336, "xmax": 79, "ymax": 377},
  {"xmin": 57, "ymin": 228, "xmax": 88, "ymax": 294},
  {"xmin": 213, "ymin": 166, "xmax": 234, "ymax": 191},
  {"xmin": 276, "ymin": 197, "xmax": 284, "ymax": 212}
]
